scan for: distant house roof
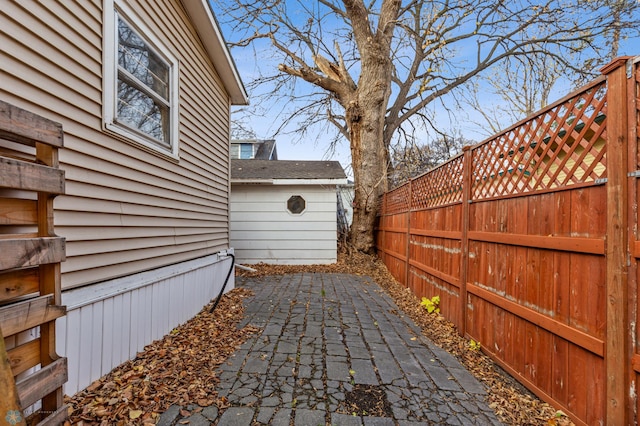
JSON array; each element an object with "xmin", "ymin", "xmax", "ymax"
[
  {"xmin": 231, "ymin": 159, "xmax": 347, "ymax": 184},
  {"xmin": 230, "ymin": 139, "xmax": 278, "ymax": 160},
  {"xmin": 254, "ymin": 140, "xmax": 277, "ymax": 160}
]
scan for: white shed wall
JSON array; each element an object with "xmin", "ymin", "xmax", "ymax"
[{"xmin": 230, "ymin": 184, "xmax": 338, "ymax": 264}]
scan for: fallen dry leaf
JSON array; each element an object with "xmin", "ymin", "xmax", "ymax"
[
  {"xmin": 128, "ymin": 410, "xmax": 142, "ymax": 420},
  {"xmin": 64, "ymin": 288, "xmax": 257, "ymax": 425}
]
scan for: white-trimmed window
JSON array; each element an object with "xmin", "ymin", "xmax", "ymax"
[
  {"xmin": 230, "ymin": 143, "xmax": 255, "ymax": 159},
  {"xmin": 103, "ymin": 1, "xmax": 179, "ymax": 156}
]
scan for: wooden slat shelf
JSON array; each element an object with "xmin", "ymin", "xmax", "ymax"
[
  {"xmin": 0, "ymin": 198, "xmax": 37, "ymax": 225},
  {"xmin": 0, "ymin": 237, "xmax": 66, "ymax": 270},
  {"xmin": 0, "ymin": 156, "xmax": 65, "ymax": 194},
  {"xmin": 16, "ymin": 357, "xmax": 68, "ymax": 409},
  {"xmin": 0, "ymin": 295, "xmax": 66, "ymax": 337},
  {"xmin": 0, "ymin": 327, "xmax": 25, "ymax": 426},
  {"xmin": 34, "ymin": 406, "xmax": 69, "ymax": 426},
  {"xmin": 0, "ymin": 100, "xmax": 63, "ymax": 148},
  {"xmin": 7, "ymin": 339, "xmax": 41, "ymax": 376},
  {"xmin": 0, "ymin": 99, "xmax": 67, "ymax": 424},
  {"xmin": 0, "ymin": 268, "xmax": 39, "ymax": 303}
]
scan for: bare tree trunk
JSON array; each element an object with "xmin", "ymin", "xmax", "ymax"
[
  {"xmin": 346, "ymin": 40, "xmax": 392, "ymax": 253},
  {"xmin": 347, "ymin": 101, "xmax": 388, "ymax": 253},
  {"xmin": 609, "ymin": 2, "xmax": 622, "ymax": 59}
]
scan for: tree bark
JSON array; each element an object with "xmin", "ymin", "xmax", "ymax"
[
  {"xmin": 347, "ymin": 101, "xmax": 389, "ymax": 253},
  {"xmin": 345, "ymin": 36, "xmax": 393, "ymax": 252}
]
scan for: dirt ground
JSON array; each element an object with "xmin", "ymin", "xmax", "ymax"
[{"xmin": 64, "ymin": 250, "xmax": 574, "ymax": 425}]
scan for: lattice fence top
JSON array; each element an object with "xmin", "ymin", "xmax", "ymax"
[
  {"xmin": 411, "ymin": 154, "xmax": 464, "ymax": 209},
  {"xmin": 379, "ymin": 74, "xmax": 610, "ymax": 214},
  {"xmin": 470, "ymin": 78, "xmax": 607, "ymax": 200},
  {"xmin": 383, "ymin": 183, "xmax": 411, "ymax": 215}
]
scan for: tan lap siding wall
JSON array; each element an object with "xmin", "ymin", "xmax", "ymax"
[{"xmin": 0, "ymin": 0, "xmax": 232, "ymax": 289}]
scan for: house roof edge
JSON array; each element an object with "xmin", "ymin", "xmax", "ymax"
[{"xmin": 182, "ymin": 0, "xmax": 249, "ymax": 105}]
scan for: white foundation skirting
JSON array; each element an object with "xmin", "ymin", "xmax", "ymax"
[{"xmin": 56, "ymin": 252, "xmax": 235, "ymax": 395}]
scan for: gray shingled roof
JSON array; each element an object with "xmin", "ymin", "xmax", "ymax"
[
  {"xmin": 231, "ymin": 159, "xmax": 346, "ymax": 180},
  {"xmin": 254, "ymin": 139, "xmax": 277, "ymax": 160}
]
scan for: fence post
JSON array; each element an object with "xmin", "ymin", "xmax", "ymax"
[
  {"xmin": 626, "ymin": 57, "xmax": 639, "ymax": 425},
  {"xmin": 405, "ymin": 180, "xmax": 412, "ymax": 288},
  {"xmin": 601, "ymin": 56, "xmax": 632, "ymax": 426},
  {"xmin": 459, "ymin": 146, "xmax": 472, "ymax": 335}
]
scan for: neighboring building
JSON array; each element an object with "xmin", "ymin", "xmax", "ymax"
[
  {"xmin": 0, "ymin": 0, "xmax": 247, "ymax": 395},
  {"xmin": 338, "ymin": 182, "xmax": 355, "ymax": 236},
  {"xmin": 231, "ymin": 139, "xmax": 278, "ymax": 160},
  {"xmin": 230, "ymin": 159, "xmax": 347, "ymax": 264}
]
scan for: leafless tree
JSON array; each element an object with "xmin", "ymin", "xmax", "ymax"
[
  {"xmin": 231, "ymin": 119, "xmax": 258, "ymax": 140},
  {"xmin": 597, "ymin": 0, "xmax": 638, "ymax": 59},
  {"xmin": 213, "ymin": 0, "xmax": 637, "ymax": 253},
  {"xmin": 460, "ymin": 1, "xmax": 639, "ymax": 137},
  {"xmin": 459, "ymin": 51, "xmax": 570, "ymax": 137},
  {"xmin": 389, "ymin": 134, "xmax": 473, "ymax": 188}
]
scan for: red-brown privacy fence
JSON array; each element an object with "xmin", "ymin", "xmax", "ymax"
[{"xmin": 376, "ymin": 56, "xmax": 639, "ymax": 425}]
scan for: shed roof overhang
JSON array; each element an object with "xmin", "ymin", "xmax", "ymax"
[{"xmin": 182, "ymin": 0, "xmax": 249, "ymax": 105}]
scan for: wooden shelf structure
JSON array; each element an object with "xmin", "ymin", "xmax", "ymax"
[{"xmin": 0, "ymin": 100, "xmax": 68, "ymax": 425}]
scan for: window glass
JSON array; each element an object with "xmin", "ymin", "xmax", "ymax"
[
  {"xmin": 240, "ymin": 143, "xmax": 253, "ymax": 159},
  {"xmin": 117, "ymin": 18, "xmax": 169, "ymax": 99},
  {"xmin": 113, "ymin": 14, "xmax": 172, "ymax": 148},
  {"xmin": 287, "ymin": 195, "xmax": 306, "ymax": 214}
]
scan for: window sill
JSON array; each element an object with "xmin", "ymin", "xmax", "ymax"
[{"xmin": 104, "ymin": 122, "xmax": 180, "ymax": 163}]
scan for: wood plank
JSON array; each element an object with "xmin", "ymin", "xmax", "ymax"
[
  {"xmin": 480, "ymin": 341, "xmax": 588, "ymax": 426},
  {"xmin": 0, "ymin": 237, "xmax": 65, "ymax": 270},
  {"xmin": 567, "ymin": 344, "xmax": 589, "ymax": 422},
  {"xmin": 0, "ymin": 326, "xmax": 26, "ymax": 425},
  {"xmin": 409, "ymin": 258, "xmax": 461, "ymax": 288},
  {"xmin": 468, "ymin": 231, "xmax": 604, "ymax": 254},
  {"xmin": 15, "ymin": 357, "xmax": 67, "ymax": 409},
  {"xmin": 0, "ymin": 295, "xmax": 66, "ymax": 337},
  {"xmin": 551, "ymin": 335, "xmax": 570, "ymax": 407},
  {"xmin": 34, "ymin": 404, "xmax": 69, "ymax": 426},
  {"xmin": 467, "ymin": 282, "xmax": 604, "ymax": 356},
  {"xmin": 0, "ymin": 268, "xmax": 39, "ymax": 303},
  {"xmin": 7, "ymin": 339, "xmax": 40, "ymax": 377},
  {"xmin": 379, "ymin": 226, "xmax": 411, "ymax": 235},
  {"xmin": 536, "ymin": 322, "xmax": 553, "ymax": 394},
  {"xmin": 587, "ymin": 350, "xmax": 605, "ymax": 425},
  {"xmin": 523, "ymin": 321, "xmax": 537, "ymax": 385},
  {"xmin": 0, "ymin": 157, "xmax": 65, "ymax": 194},
  {"xmin": 0, "ymin": 100, "xmax": 63, "ymax": 148},
  {"xmin": 631, "ymin": 353, "xmax": 640, "ymax": 374},
  {"xmin": 378, "ymin": 246, "xmax": 407, "ymax": 263},
  {"xmin": 0, "ymin": 198, "xmax": 37, "ymax": 225},
  {"xmin": 409, "ymin": 228, "xmax": 462, "ymax": 240}
]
